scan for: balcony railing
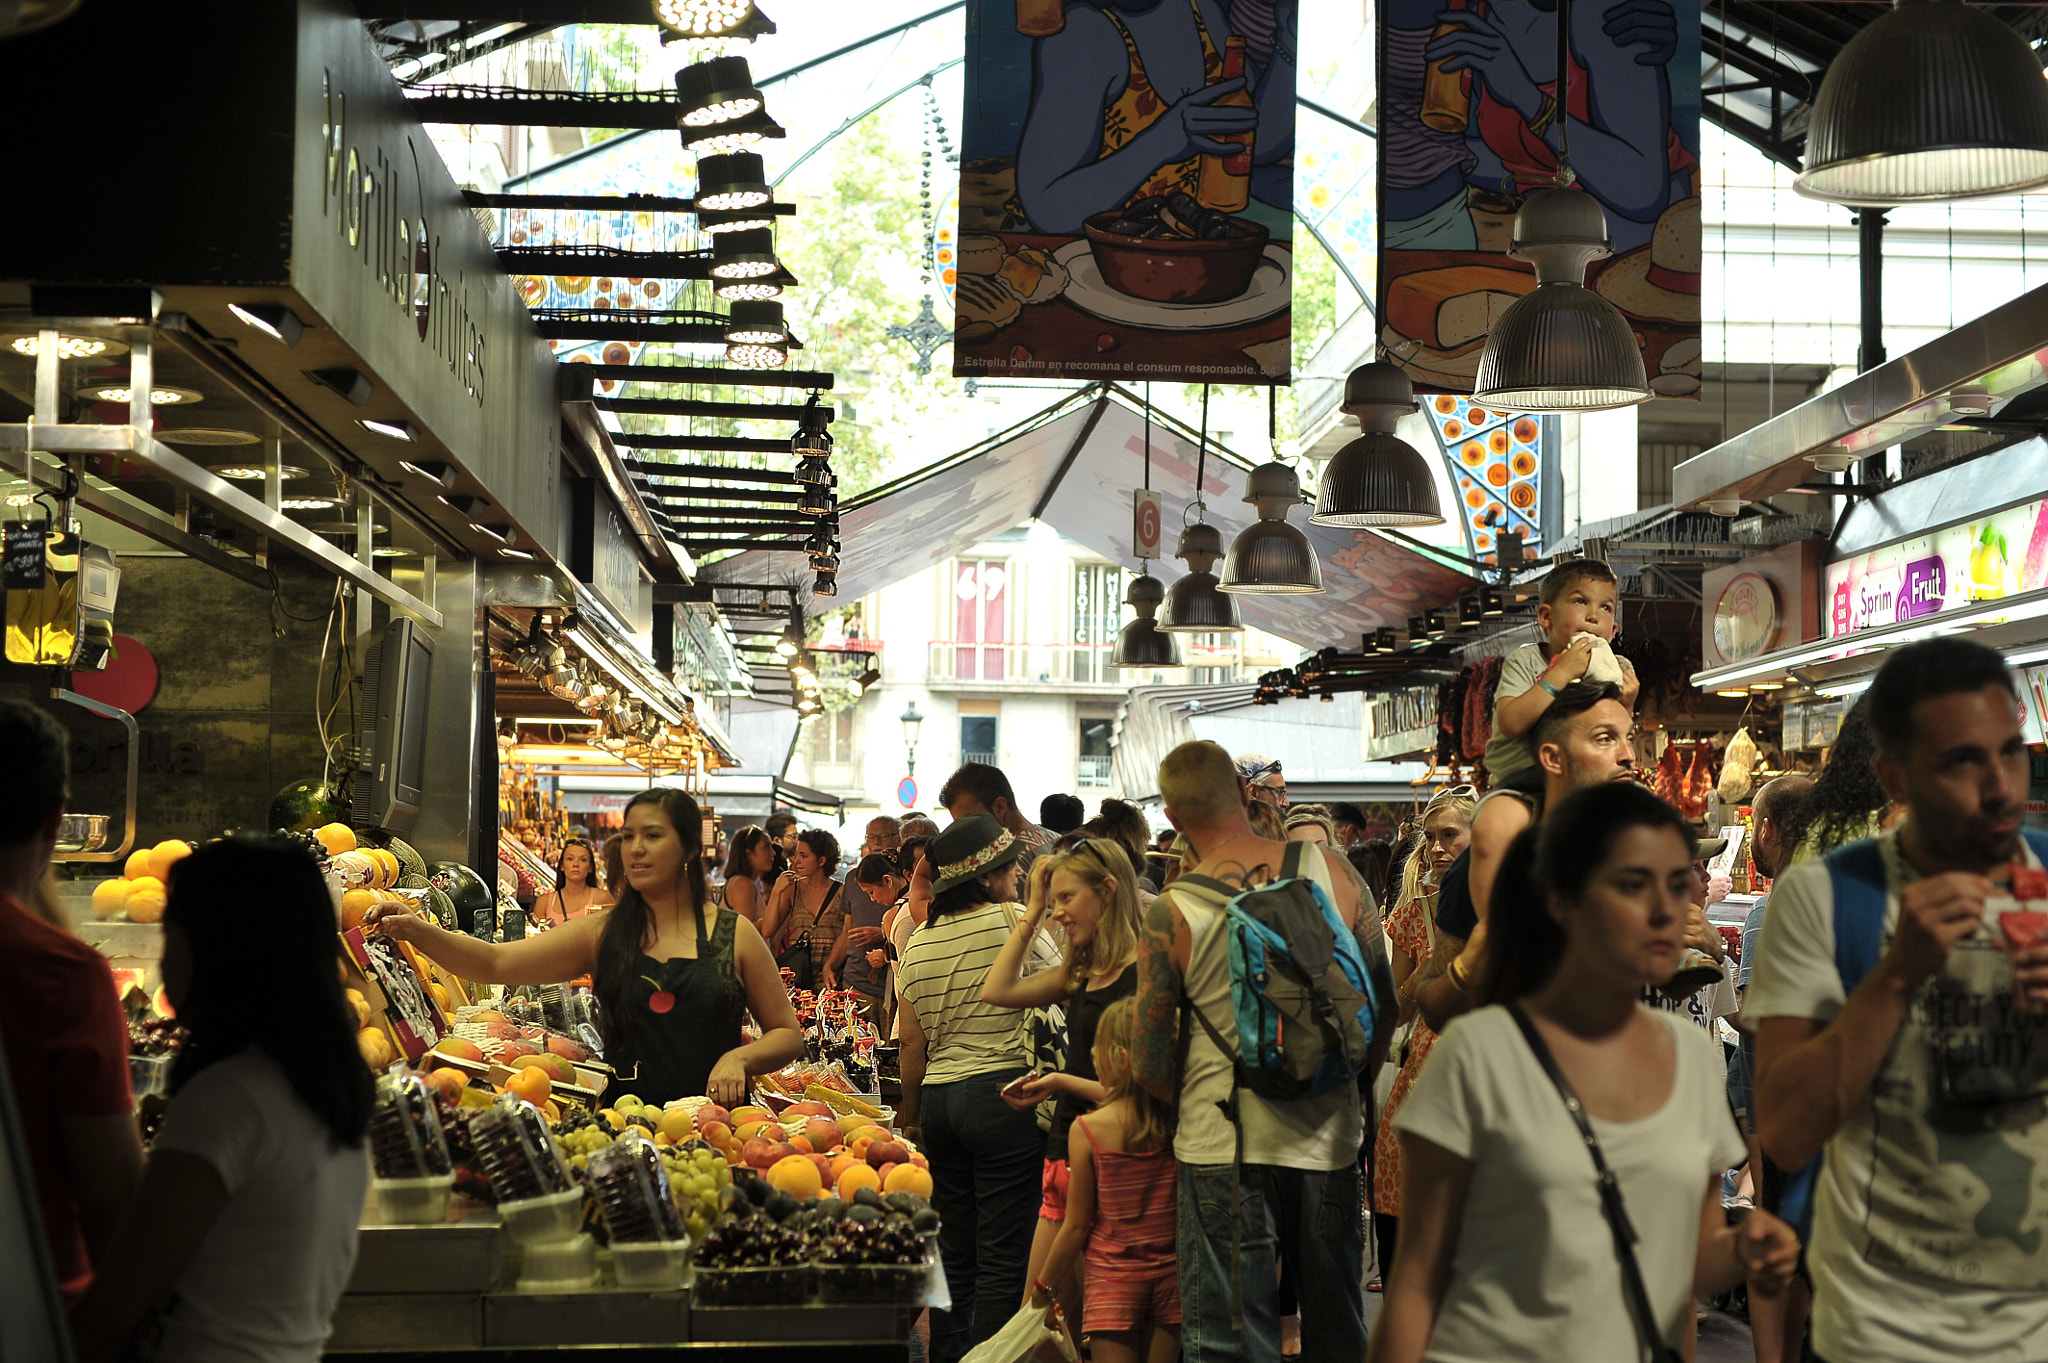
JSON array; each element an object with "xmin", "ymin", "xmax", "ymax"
[
  {"xmin": 927, "ymin": 640, "xmax": 1250, "ymax": 686},
  {"xmin": 1078, "ymin": 754, "xmax": 1113, "ymax": 787},
  {"xmin": 963, "ymin": 748, "xmax": 999, "ymax": 767}
]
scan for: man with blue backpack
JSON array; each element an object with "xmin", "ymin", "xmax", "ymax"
[
  {"xmin": 1132, "ymin": 739, "xmax": 1397, "ymax": 1362},
  {"xmin": 1749, "ymin": 638, "xmax": 2048, "ymax": 1363}
]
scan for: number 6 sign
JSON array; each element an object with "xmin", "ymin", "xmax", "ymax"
[{"xmin": 1133, "ymin": 489, "xmax": 1162, "ymax": 561}]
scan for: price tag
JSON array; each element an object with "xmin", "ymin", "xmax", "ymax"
[
  {"xmin": 4, "ymin": 520, "xmax": 46, "ymax": 589},
  {"xmin": 1133, "ymin": 489, "xmax": 1162, "ymax": 560}
]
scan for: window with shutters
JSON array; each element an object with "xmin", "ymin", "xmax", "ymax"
[{"xmin": 952, "ymin": 559, "xmax": 1009, "ymax": 681}]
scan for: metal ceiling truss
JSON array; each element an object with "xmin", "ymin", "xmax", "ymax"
[
  {"xmin": 465, "ymin": 190, "xmax": 796, "ymax": 218},
  {"xmin": 408, "ymin": 83, "xmax": 684, "ymax": 127}
]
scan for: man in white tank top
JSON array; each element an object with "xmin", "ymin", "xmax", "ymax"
[{"xmin": 1132, "ymin": 740, "xmax": 1396, "ymax": 1363}]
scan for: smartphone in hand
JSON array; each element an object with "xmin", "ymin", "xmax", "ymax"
[{"xmin": 1000, "ymin": 1070, "xmax": 1039, "ymax": 1101}]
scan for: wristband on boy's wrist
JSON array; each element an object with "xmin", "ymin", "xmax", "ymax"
[{"xmin": 1535, "ymin": 676, "xmax": 1562, "ymax": 698}]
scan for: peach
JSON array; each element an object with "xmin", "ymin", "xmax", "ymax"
[
  {"xmin": 767, "ymin": 1154, "xmax": 823, "ymax": 1199},
  {"xmin": 700, "ymin": 1120, "xmax": 732, "ymax": 1148},
  {"xmin": 740, "ymin": 1136, "xmax": 780, "ymax": 1170},
  {"xmin": 885, "ymin": 1163, "xmax": 934, "ymax": 1197},
  {"xmin": 422, "ymin": 1068, "xmax": 467, "ymax": 1105},
  {"xmin": 837, "ymin": 1162, "xmax": 881, "ymax": 1200},
  {"xmin": 789, "ymin": 1135, "xmax": 814, "ymax": 1154},
  {"xmin": 866, "ymin": 1139, "xmax": 909, "ymax": 1169},
  {"xmin": 694, "ymin": 1105, "xmax": 731, "ymax": 1132}
]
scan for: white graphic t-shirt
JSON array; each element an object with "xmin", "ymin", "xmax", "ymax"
[{"xmin": 1746, "ymin": 828, "xmax": 2048, "ymax": 1363}]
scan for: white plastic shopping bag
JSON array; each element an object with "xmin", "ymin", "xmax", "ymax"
[{"xmin": 959, "ymin": 1301, "xmax": 1078, "ymax": 1363}]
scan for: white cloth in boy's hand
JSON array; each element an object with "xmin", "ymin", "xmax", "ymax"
[{"xmin": 1568, "ymin": 631, "xmax": 1627, "ymax": 686}]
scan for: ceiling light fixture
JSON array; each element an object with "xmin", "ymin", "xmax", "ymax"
[
  {"xmin": 1161, "ymin": 521, "xmax": 1242, "ymax": 632},
  {"xmin": 439, "ymin": 494, "xmax": 480, "ymax": 514},
  {"xmin": 209, "ymin": 462, "xmax": 307, "ymax": 481},
  {"xmin": 1458, "ymin": 593, "xmax": 1484, "ymax": 627},
  {"xmin": 681, "ymin": 109, "xmax": 786, "ymax": 157},
  {"xmin": 310, "ymin": 367, "xmax": 375, "ymax": 407},
  {"xmin": 812, "ymin": 571, "xmax": 837, "ymax": 598},
  {"xmin": 226, "ymin": 303, "xmax": 305, "ymax": 346},
  {"xmin": 727, "ymin": 338, "xmax": 788, "ymax": 369},
  {"xmin": 714, "ymin": 275, "xmax": 784, "ymax": 302},
  {"xmin": 1312, "ymin": 362, "xmax": 1445, "ymax": 526},
  {"xmin": 652, "ymin": 0, "xmax": 765, "ymax": 38},
  {"xmin": 281, "ymin": 496, "xmax": 338, "ymax": 511},
  {"xmin": 695, "ymin": 152, "xmax": 771, "ymax": 211},
  {"xmin": 470, "ymin": 522, "xmax": 517, "ymax": 545},
  {"xmin": 724, "ymin": 299, "xmax": 787, "ymax": 344},
  {"xmin": 677, "ymin": 55, "xmax": 765, "ymax": 127},
  {"xmin": 12, "ymin": 334, "xmax": 126, "ymax": 360},
  {"xmin": 1797, "ymin": 0, "xmax": 2048, "ymax": 205},
  {"xmin": 1112, "ymin": 572, "xmax": 1183, "ymax": 668},
  {"xmin": 774, "ymin": 626, "xmax": 799, "ymax": 658},
  {"xmin": 399, "ymin": 459, "xmax": 454, "ymax": 486},
  {"xmin": 710, "ymin": 228, "xmax": 779, "ymax": 279},
  {"xmin": 697, "ymin": 207, "xmax": 776, "ymax": 235},
  {"xmin": 1473, "ymin": 187, "xmax": 1651, "ymax": 411},
  {"xmin": 1220, "ymin": 461, "xmax": 1324, "ymax": 595},
  {"xmin": 80, "ymin": 385, "xmax": 200, "ymax": 405},
  {"xmin": 359, "ymin": 417, "xmax": 417, "ymax": 441}
]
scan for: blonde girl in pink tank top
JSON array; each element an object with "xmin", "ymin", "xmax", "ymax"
[{"xmin": 1027, "ymin": 997, "xmax": 1180, "ymax": 1363}]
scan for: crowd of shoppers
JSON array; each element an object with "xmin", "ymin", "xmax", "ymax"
[{"xmin": 17, "ymin": 603, "xmax": 2048, "ymax": 1363}]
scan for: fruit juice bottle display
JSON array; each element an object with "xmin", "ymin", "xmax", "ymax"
[
  {"xmin": 587, "ymin": 1138, "xmax": 688, "ymax": 1243},
  {"xmin": 4, "ymin": 522, "xmax": 80, "ymax": 666},
  {"xmin": 469, "ymin": 1096, "xmax": 575, "ymax": 1201},
  {"xmin": 1016, "ymin": 0, "xmax": 1063, "ymax": 37},
  {"xmin": 1196, "ymin": 37, "xmax": 1255, "ymax": 213},
  {"xmin": 1421, "ymin": 0, "xmax": 1473, "ymax": 133},
  {"xmin": 369, "ymin": 1073, "xmax": 454, "ymax": 1179}
]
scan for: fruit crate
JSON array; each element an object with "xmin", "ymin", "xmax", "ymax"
[{"xmin": 690, "ymin": 1262, "xmax": 813, "ymax": 1308}]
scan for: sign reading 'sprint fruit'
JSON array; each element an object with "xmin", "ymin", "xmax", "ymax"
[
  {"xmin": 952, "ymin": 0, "xmax": 1296, "ymax": 384},
  {"xmin": 1826, "ymin": 499, "xmax": 2048, "ymax": 639},
  {"xmin": 1376, "ymin": 0, "xmax": 1702, "ymax": 396}
]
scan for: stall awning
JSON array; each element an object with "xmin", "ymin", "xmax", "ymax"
[
  {"xmin": 1111, "ymin": 683, "xmax": 1438, "ymax": 803},
  {"xmin": 703, "ymin": 386, "xmax": 1475, "ymax": 648},
  {"xmin": 704, "ymin": 773, "xmax": 845, "ymax": 819}
]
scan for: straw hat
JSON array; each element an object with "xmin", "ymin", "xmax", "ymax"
[
  {"xmin": 1596, "ymin": 199, "xmax": 1702, "ymax": 323},
  {"xmin": 930, "ymin": 814, "xmax": 1021, "ymax": 894}
]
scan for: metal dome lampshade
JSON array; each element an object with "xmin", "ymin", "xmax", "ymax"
[
  {"xmin": 1474, "ymin": 188, "xmax": 1650, "ymax": 412},
  {"xmin": 1112, "ymin": 572, "xmax": 1182, "ymax": 668},
  {"xmin": 1312, "ymin": 362, "xmax": 1444, "ymax": 527},
  {"xmin": 1161, "ymin": 521, "xmax": 1242, "ymax": 631},
  {"xmin": 1220, "ymin": 462, "xmax": 1324, "ymax": 595},
  {"xmin": 1797, "ymin": 0, "xmax": 2048, "ymax": 205}
]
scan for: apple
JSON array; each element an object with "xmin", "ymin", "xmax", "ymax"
[
  {"xmin": 694, "ymin": 1104, "xmax": 731, "ymax": 1132},
  {"xmin": 741, "ymin": 1136, "xmax": 779, "ymax": 1170}
]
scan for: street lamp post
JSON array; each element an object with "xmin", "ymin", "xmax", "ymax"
[{"xmin": 900, "ymin": 702, "xmax": 924, "ymax": 776}]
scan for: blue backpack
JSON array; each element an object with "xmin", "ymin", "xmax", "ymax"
[
  {"xmin": 1776, "ymin": 829, "xmax": 2048, "ymax": 1244},
  {"xmin": 1182, "ymin": 839, "xmax": 1388, "ymax": 1101}
]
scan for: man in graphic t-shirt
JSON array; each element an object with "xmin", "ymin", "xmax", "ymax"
[{"xmin": 1750, "ymin": 638, "xmax": 2048, "ymax": 1362}]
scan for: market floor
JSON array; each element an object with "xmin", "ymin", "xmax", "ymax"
[{"xmin": 904, "ymin": 1286, "xmax": 1759, "ymax": 1360}]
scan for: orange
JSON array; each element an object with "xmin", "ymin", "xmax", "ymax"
[
  {"xmin": 344, "ymin": 988, "xmax": 371, "ymax": 1027},
  {"xmin": 147, "ymin": 839, "xmax": 193, "ymax": 882},
  {"xmin": 90, "ymin": 878, "xmax": 130, "ymax": 920},
  {"xmin": 505, "ymin": 1065, "xmax": 551, "ymax": 1106},
  {"xmin": 125, "ymin": 890, "xmax": 165, "ymax": 924},
  {"xmin": 427, "ymin": 982, "xmax": 450, "ymax": 1010},
  {"xmin": 837, "ymin": 1163, "xmax": 881, "ymax": 1200},
  {"xmin": 657, "ymin": 1107, "xmax": 695, "ymax": 1142},
  {"xmin": 829, "ymin": 1152, "xmax": 859, "ymax": 1183},
  {"xmin": 359, "ymin": 1028, "xmax": 393, "ymax": 1069},
  {"xmin": 123, "ymin": 848, "xmax": 153, "ymax": 880},
  {"xmin": 884, "ymin": 1163, "xmax": 933, "ymax": 1198},
  {"xmin": 339, "ymin": 889, "xmax": 378, "ymax": 930},
  {"xmin": 314, "ymin": 822, "xmax": 357, "ymax": 856},
  {"xmin": 767, "ymin": 1154, "xmax": 824, "ymax": 1200}
]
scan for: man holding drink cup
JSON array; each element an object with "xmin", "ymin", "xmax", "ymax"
[{"xmin": 1748, "ymin": 638, "xmax": 2048, "ymax": 1363}]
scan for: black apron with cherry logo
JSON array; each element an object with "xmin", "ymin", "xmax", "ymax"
[{"xmin": 608, "ymin": 905, "xmax": 745, "ymax": 1106}]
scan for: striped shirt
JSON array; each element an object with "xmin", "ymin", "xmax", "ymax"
[{"xmin": 898, "ymin": 901, "xmax": 1061, "ymax": 1086}]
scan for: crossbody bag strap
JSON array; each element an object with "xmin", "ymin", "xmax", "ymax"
[{"xmin": 1505, "ymin": 1003, "xmax": 1682, "ymax": 1363}]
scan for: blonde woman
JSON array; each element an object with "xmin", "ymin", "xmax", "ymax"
[
  {"xmin": 983, "ymin": 837, "xmax": 1146, "ymax": 1322},
  {"xmin": 1284, "ymin": 805, "xmax": 1338, "ymax": 844},
  {"xmin": 1370, "ymin": 785, "xmax": 1477, "ymax": 1290}
]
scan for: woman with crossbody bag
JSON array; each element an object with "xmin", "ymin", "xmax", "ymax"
[
  {"xmin": 760, "ymin": 828, "xmax": 844, "ymax": 991},
  {"xmin": 1370, "ymin": 783, "xmax": 1800, "ymax": 1363}
]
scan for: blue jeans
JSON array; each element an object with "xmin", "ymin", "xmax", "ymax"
[
  {"xmin": 922, "ymin": 1067, "xmax": 1042, "ymax": 1363},
  {"xmin": 1177, "ymin": 1160, "xmax": 1368, "ymax": 1363}
]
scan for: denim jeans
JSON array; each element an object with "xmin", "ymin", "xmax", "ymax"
[
  {"xmin": 922, "ymin": 1067, "xmax": 1043, "ymax": 1363},
  {"xmin": 1177, "ymin": 1160, "xmax": 1368, "ymax": 1362}
]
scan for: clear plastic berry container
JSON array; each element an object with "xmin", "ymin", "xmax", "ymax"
[
  {"xmin": 468, "ymin": 1095, "xmax": 573, "ymax": 1203},
  {"xmin": 587, "ymin": 1138, "xmax": 687, "ymax": 1244},
  {"xmin": 368, "ymin": 1072, "xmax": 453, "ymax": 1179}
]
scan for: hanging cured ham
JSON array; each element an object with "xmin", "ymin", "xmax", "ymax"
[{"xmin": 1654, "ymin": 738, "xmax": 1684, "ymax": 805}]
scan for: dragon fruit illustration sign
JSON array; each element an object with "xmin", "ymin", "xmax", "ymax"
[
  {"xmin": 951, "ymin": 0, "xmax": 1296, "ymax": 384},
  {"xmin": 1825, "ymin": 499, "xmax": 2048, "ymax": 639},
  {"xmin": 1375, "ymin": 0, "xmax": 1702, "ymax": 395}
]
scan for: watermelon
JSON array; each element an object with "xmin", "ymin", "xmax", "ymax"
[{"xmin": 269, "ymin": 778, "xmax": 346, "ymax": 833}]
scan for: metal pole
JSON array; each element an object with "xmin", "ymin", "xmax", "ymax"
[{"xmin": 1857, "ymin": 208, "xmax": 1888, "ymax": 372}]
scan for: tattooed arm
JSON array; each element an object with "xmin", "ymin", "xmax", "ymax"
[{"xmin": 1133, "ymin": 888, "xmax": 1194, "ymax": 1102}]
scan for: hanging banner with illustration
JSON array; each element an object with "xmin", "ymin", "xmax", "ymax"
[
  {"xmin": 1375, "ymin": 0, "xmax": 1702, "ymax": 395},
  {"xmin": 952, "ymin": 0, "xmax": 1297, "ymax": 384}
]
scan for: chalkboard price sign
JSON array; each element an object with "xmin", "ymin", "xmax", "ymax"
[{"xmin": 3, "ymin": 520, "xmax": 46, "ymax": 589}]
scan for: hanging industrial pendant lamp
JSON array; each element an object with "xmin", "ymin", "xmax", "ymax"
[
  {"xmin": 1471, "ymin": 0, "xmax": 1650, "ymax": 413},
  {"xmin": 1112, "ymin": 571, "xmax": 1182, "ymax": 668},
  {"xmin": 676, "ymin": 56, "xmax": 766, "ymax": 128},
  {"xmin": 1797, "ymin": 0, "xmax": 2048, "ymax": 205},
  {"xmin": 1312, "ymin": 362, "xmax": 1445, "ymax": 526},
  {"xmin": 695, "ymin": 152, "xmax": 771, "ymax": 212},
  {"xmin": 1220, "ymin": 462, "xmax": 1324, "ymax": 595},
  {"xmin": 1161, "ymin": 521, "xmax": 1243, "ymax": 631},
  {"xmin": 1473, "ymin": 187, "xmax": 1651, "ymax": 412}
]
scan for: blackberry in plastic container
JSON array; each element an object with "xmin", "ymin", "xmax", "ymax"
[
  {"xmin": 467, "ymin": 1096, "xmax": 573, "ymax": 1202},
  {"xmin": 586, "ymin": 1138, "xmax": 686, "ymax": 1243},
  {"xmin": 368, "ymin": 1073, "xmax": 454, "ymax": 1179}
]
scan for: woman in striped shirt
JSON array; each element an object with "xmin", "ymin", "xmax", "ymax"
[{"xmin": 898, "ymin": 814, "xmax": 1062, "ymax": 1363}]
